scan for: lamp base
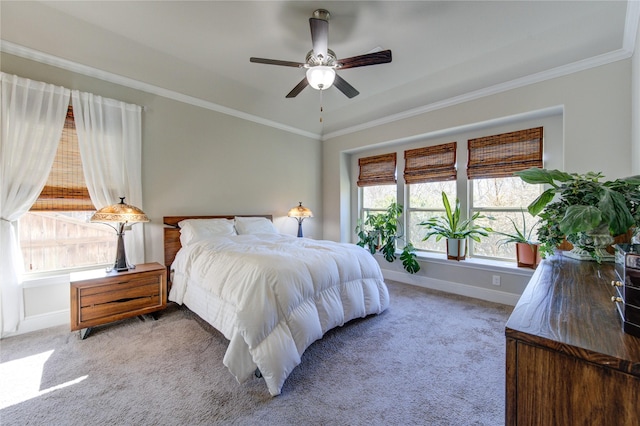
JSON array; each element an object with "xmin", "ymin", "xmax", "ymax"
[
  {"xmin": 113, "ymin": 264, "xmax": 135, "ymax": 272},
  {"xmin": 112, "ymin": 231, "xmax": 135, "ymax": 272}
]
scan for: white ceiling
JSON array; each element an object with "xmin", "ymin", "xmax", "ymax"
[{"xmin": 0, "ymin": 1, "xmax": 637, "ymax": 139}]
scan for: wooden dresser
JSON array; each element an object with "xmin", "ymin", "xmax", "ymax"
[
  {"xmin": 70, "ymin": 262, "xmax": 167, "ymax": 338},
  {"xmin": 505, "ymin": 256, "xmax": 640, "ymax": 425}
]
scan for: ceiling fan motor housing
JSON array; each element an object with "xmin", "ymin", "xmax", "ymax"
[
  {"xmin": 312, "ymin": 9, "xmax": 330, "ymax": 21},
  {"xmin": 306, "ymin": 49, "xmax": 337, "ymax": 67}
]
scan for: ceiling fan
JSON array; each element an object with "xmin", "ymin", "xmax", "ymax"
[{"xmin": 250, "ymin": 9, "xmax": 392, "ymax": 99}]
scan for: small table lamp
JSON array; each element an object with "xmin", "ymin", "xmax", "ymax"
[
  {"xmin": 90, "ymin": 197, "xmax": 149, "ymax": 272},
  {"xmin": 288, "ymin": 202, "xmax": 313, "ymax": 237}
]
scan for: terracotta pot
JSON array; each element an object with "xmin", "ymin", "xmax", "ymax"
[{"xmin": 516, "ymin": 242, "xmax": 541, "ymax": 269}]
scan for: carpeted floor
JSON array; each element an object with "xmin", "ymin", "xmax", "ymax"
[{"xmin": 0, "ymin": 280, "xmax": 513, "ymax": 425}]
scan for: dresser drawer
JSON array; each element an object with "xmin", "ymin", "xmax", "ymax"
[
  {"xmin": 622, "ymin": 285, "xmax": 640, "ymax": 307},
  {"xmin": 627, "ymin": 268, "xmax": 640, "ymax": 289}
]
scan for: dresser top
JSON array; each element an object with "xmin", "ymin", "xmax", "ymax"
[{"xmin": 506, "ymin": 255, "xmax": 640, "ymax": 376}]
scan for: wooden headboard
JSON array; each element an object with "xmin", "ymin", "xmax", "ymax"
[{"xmin": 163, "ymin": 215, "xmax": 273, "ymax": 281}]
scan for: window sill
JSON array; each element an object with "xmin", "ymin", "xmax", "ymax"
[
  {"xmin": 21, "ymin": 273, "xmax": 70, "ymax": 288},
  {"xmin": 21, "ymin": 264, "xmax": 112, "ymax": 288},
  {"xmin": 412, "ymin": 251, "xmax": 536, "ymax": 276}
]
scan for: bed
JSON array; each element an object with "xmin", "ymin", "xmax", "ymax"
[{"xmin": 163, "ymin": 215, "xmax": 389, "ymax": 396}]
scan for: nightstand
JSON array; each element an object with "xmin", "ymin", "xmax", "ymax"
[{"xmin": 70, "ymin": 262, "xmax": 167, "ymax": 339}]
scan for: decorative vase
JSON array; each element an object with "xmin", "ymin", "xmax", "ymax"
[
  {"xmin": 564, "ymin": 222, "xmax": 615, "ymax": 262},
  {"xmin": 515, "ymin": 242, "xmax": 541, "ymax": 269},
  {"xmin": 446, "ymin": 238, "xmax": 466, "ymax": 261}
]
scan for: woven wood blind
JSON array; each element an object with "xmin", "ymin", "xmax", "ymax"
[
  {"xmin": 467, "ymin": 127, "xmax": 543, "ymax": 179},
  {"xmin": 31, "ymin": 106, "xmax": 95, "ymax": 211},
  {"xmin": 404, "ymin": 142, "xmax": 457, "ymax": 184},
  {"xmin": 357, "ymin": 153, "xmax": 397, "ymax": 187}
]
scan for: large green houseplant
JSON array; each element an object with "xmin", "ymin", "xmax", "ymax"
[
  {"xmin": 419, "ymin": 192, "xmax": 493, "ymax": 260},
  {"xmin": 355, "ymin": 202, "xmax": 420, "ymax": 274},
  {"xmin": 515, "ymin": 168, "xmax": 640, "ymax": 260}
]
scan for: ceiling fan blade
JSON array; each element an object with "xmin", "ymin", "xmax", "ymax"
[
  {"xmin": 309, "ymin": 17, "xmax": 329, "ymax": 60},
  {"xmin": 250, "ymin": 57, "xmax": 305, "ymax": 68},
  {"xmin": 333, "ymin": 74, "xmax": 359, "ymax": 98},
  {"xmin": 337, "ymin": 50, "xmax": 392, "ymax": 70},
  {"xmin": 286, "ymin": 78, "xmax": 309, "ymax": 98}
]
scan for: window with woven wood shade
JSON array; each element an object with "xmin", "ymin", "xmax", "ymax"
[
  {"xmin": 30, "ymin": 106, "xmax": 95, "ymax": 211},
  {"xmin": 467, "ymin": 127, "xmax": 543, "ymax": 180},
  {"xmin": 404, "ymin": 142, "xmax": 457, "ymax": 184},
  {"xmin": 357, "ymin": 153, "xmax": 397, "ymax": 187}
]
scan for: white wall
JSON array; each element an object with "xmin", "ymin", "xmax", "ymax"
[
  {"xmin": 322, "ymin": 59, "xmax": 633, "ymax": 301},
  {"xmin": 141, "ymin": 94, "xmax": 322, "ymax": 264},
  {"xmin": 1, "ymin": 52, "xmax": 322, "ymax": 334}
]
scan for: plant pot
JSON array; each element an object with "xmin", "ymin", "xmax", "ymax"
[
  {"xmin": 446, "ymin": 238, "xmax": 466, "ymax": 261},
  {"xmin": 516, "ymin": 242, "xmax": 541, "ymax": 269},
  {"xmin": 564, "ymin": 222, "xmax": 615, "ymax": 262}
]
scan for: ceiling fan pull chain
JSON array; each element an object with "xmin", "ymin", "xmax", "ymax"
[{"xmin": 319, "ymin": 89, "xmax": 324, "ymax": 123}]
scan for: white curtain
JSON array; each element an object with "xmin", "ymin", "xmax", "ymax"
[
  {"xmin": 0, "ymin": 73, "xmax": 70, "ymax": 334},
  {"xmin": 71, "ymin": 91, "xmax": 144, "ymax": 265}
]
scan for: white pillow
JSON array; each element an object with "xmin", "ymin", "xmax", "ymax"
[
  {"xmin": 234, "ymin": 216, "xmax": 277, "ymax": 235},
  {"xmin": 178, "ymin": 218, "xmax": 236, "ymax": 245}
]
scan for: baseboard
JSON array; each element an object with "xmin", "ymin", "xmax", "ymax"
[
  {"xmin": 382, "ymin": 269, "xmax": 521, "ymax": 306},
  {"xmin": 4, "ymin": 310, "xmax": 70, "ymax": 338}
]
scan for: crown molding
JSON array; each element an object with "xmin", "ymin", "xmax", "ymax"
[{"xmin": 0, "ymin": 40, "xmax": 321, "ymax": 141}]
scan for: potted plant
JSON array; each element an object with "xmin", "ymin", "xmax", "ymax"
[
  {"xmin": 355, "ymin": 202, "xmax": 420, "ymax": 274},
  {"xmin": 494, "ymin": 209, "xmax": 541, "ymax": 268},
  {"xmin": 419, "ymin": 192, "xmax": 493, "ymax": 260},
  {"xmin": 515, "ymin": 168, "xmax": 640, "ymax": 261}
]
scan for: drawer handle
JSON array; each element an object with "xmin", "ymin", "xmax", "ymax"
[
  {"xmin": 611, "ymin": 280, "xmax": 623, "ymax": 287},
  {"xmin": 611, "ymin": 296, "xmax": 623, "ymax": 303}
]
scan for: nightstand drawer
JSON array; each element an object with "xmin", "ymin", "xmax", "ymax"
[
  {"xmin": 70, "ymin": 262, "xmax": 167, "ymax": 334},
  {"xmin": 79, "ymin": 275, "xmax": 160, "ymax": 303},
  {"xmin": 79, "ymin": 280, "xmax": 162, "ymax": 322}
]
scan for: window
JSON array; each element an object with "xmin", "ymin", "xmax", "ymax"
[
  {"xmin": 404, "ymin": 143, "xmax": 457, "ymax": 253},
  {"xmin": 357, "ymin": 153, "xmax": 397, "ymax": 222},
  {"xmin": 353, "ymin": 124, "xmax": 547, "ymax": 264},
  {"xmin": 469, "ymin": 177, "xmax": 541, "ymax": 260},
  {"xmin": 467, "ymin": 127, "xmax": 543, "ymax": 260},
  {"xmin": 407, "ymin": 182, "xmax": 457, "ymax": 252},
  {"xmin": 19, "ymin": 106, "xmax": 116, "ymax": 274}
]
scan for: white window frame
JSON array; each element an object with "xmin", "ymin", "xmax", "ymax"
[
  {"xmin": 405, "ymin": 182, "xmax": 457, "ymax": 254},
  {"xmin": 359, "ymin": 184, "xmax": 399, "ymax": 223},
  {"xmin": 353, "ymin": 114, "xmax": 562, "ymax": 265},
  {"xmin": 467, "ymin": 180, "xmax": 542, "ymax": 261}
]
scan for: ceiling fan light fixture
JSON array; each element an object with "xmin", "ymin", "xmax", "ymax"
[{"xmin": 306, "ymin": 66, "xmax": 335, "ymax": 90}]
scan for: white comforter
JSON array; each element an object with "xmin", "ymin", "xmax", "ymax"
[{"xmin": 169, "ymin": 233, "xmax": 389, "ymax": 396}]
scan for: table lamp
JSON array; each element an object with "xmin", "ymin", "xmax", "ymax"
[
  {"xmin": 288, "ymin": 202, "xmax": 313, "ymax": 237},
  {"xmin": 90, "ymin": 197, "xmax": 149, "ymax": 271}
]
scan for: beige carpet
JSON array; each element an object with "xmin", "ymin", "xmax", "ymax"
[{"xmin": 0, "ymin": 280, "xmax": 512, "ymax": 425}]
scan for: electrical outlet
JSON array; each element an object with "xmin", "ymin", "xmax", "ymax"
[{"xmin": 492, "ymin": 275, "xmax": 501, "ymax": 286}]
